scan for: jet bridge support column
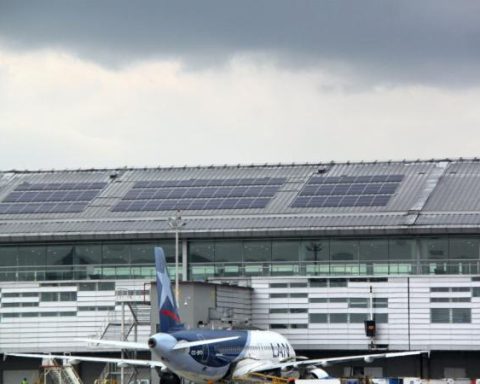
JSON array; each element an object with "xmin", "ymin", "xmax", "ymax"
[{"xmin": 420, "ymin": 351, "xmax": 430, "ymax": 379}]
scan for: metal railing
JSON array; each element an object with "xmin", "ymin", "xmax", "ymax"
[
  {"xmin": 0, "ymin": 264, "xmax": 184, "ymax": 282},
  {"xmin": 93, "ymin": 289, "xmax": 151, "ymax": 384},
  {"xmin": 0, "ymin": 259, "xmax": 478, "ymax": 282},
  {"xmin": 40, "ymin": 358, "xmax": 83, "ymax": 384},
  {"xmin": 189, "ymin": 260, "xmax": 480, "ymax": 279}
]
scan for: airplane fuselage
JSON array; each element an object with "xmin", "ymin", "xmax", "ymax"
[{"xmin": 149, "ymin": 329, "xmax": 295, "ymax": 383}]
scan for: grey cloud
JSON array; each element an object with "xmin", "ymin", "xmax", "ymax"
[{"xmin": 1, "ymin": 0, "xmax": 479, "ymax": 86}]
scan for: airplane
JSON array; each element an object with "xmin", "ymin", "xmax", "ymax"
[{"xmin": 7, "ymin": 247, "xmax": 428, "ymax": 384}]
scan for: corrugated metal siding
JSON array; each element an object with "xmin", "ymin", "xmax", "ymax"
[
  {"xmin": 416, "ymin": 213, "xmax": 480, "ymax": 226},
  {"xmin": 215, "ymin": 285, "xmax": 252, "ymax": 322},
  {"xmin": 424, "ymin": 161, "xmax": 480, "ymax": 211},
  {"xmin": 0, "ymin": 280, "xmax": 151, "ymax": 353},
  {"xmin": 1, "ymin": 160, "xmax": 480, "ymax": 239},
  {"xmin": 248, "ymin": 275, "xmax": 480, "ymax": 351}
]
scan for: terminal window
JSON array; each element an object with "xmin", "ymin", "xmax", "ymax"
[{"xmin": 431, "ymin": 308, "xmax": 471, "ymax": 323}]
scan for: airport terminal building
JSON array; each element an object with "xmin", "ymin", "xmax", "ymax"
[{"xmin": 2, "ymin": 159, "xmax": 480, "ymax": 381}]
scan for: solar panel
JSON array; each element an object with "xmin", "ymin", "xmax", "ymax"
[
  {"xmin": 137, "ymin": 190, "xmax": 156, "ymax": 199},
  {"xmin": 364, "ymin": 184, "xmax": 382, "ymax": 194},
  {"xmin": 3, "ymin": 192, "xmax": 21, "ymax": 202},
  {"xmin": 113, "ymin": 177, "xmax": 286, "ymax": 212},
  {"xmin": 240, "ymin": 187, "xmax": 258, "ymax": 197},
  {"xmin": 230, "ymin": 187, "xmax": 248, "ymax": 197},
  {"xmin": 133, "ymin": 178, "xmax": 285, "ymax": 189},
  {"xmin": 269, "ymin": 178, "xmax": 286, "ymax": 185},
  {"xmin": 290, "ymin": 174, "xmax": 403, "ymax": 208},
  {"xmin": 219, "ymin": 199, "xmax": 239, "ymax": 209},
  {"xmin": 318, "ymin": 185, "xmax": 335, "ymax": 195},
  {"xmin": 354, "ymin": 176, "xmax": 373, "ymax": 183},
  {"xmin": 114, "ymin": 201, "xmax": 131, "ymax": 211},
  {"xmin": 192, "ymin": 179, "xmax": 209, "ymax": 187},
  {"xmin": 387, "ymin": 175, "xmax": 404, "ymax": 182},
  {"xmin": 34, "ymin": 203, "xmax": 54, "ymax": 213},
  {"xmin": 332, "ymin": 185, "xmax": 349, "ymax": 194},
  {"xmin": 168, "ymin": 189, "xmax": 186, "ymax": 199},
  {"xmin": 379, "ymin": 184, "xmax": 398, "ymax": 194},
  {"xmin": 189, "ymin": 200, "xmax": 207, "ymax": 210},
  {"xmin": 201, "ymin": 199, "xmax": 217, "ymax": 209},
  {"xmin": 222, "ymin": 178, "xmax": 241, "ymax": 186},
  {"xmin": 164, "ymin": 180, "xmax": 181, "ymax": 188},
  {"xmin": 176, "ymin": 180, "xmax": 194, "ymax": 187},
  {"xmin": 0, "ymin": 182, "xmax": 107, "ymax": 214},
  {"xmin": 356, "ymin": 195, "xmax": 375, "ymax": 205},
  {"xmin": 325, "ymin": 196, "xmax": 342, "ymax": 206},
  {"xmin": 300, "ymin": 186, "xmax": 317, "ymax": 196},
  {"xmin": 259, "ymin": 187, "xmax": 277, "ymax": 197},
  {"xmin": 176, "ymin": 200, "xmax": 193, "ymax": 210},
  {"xmin": 144, "ymin": 201, "xmax": 161, "ymax": 211},
  {"xmin": 197, "ymin": 188, "xmax": 216, "ymax": 198},
  {"xmin": 348, "ymin": 184, "xmax": 367, "ymax": 194},
  {"xmin": 6, "ymin": 204, "xmax": 24, "ymax": 214},
  {"xmin": 213, "ymin": 188, "xmax": 231, "ymax": 198},
  {"xmin": 182, "ymin": 189, "xmax": 201, "ymax": 198},
  {"xmin": 162, "ymin": 200, "xmax": 180, "ymax": 210},
  {"xmin": 128, "ymin": 201, "xmax": 147, "ymax": 210},
  {"xmin": 340, "ymin": 195, "xmax": 358, "ymax": 206},
  {"xmin": 372, "ymin": 195, "xmax": 391, "ymax": 206},
  {"xmin": 291, "ymin": 197, "xmax": 309, "ymax": 207},
  {"xmin": 154, "ymin": 189, "xmax": 173, "ymax": 199},
  {"xmin": 254, "ymin": 198, "xmax": 270, "ymax": 208},
  {"xmin": 371, "ymin": 175, "xmax": 390, "ymax": 182},
  {"xmin": 233, "ymin": 199, "xmax": 252, "ymax": 209},
  {"xmin": 65, "ymin": 203, "xmax": 88, "ymax": 213},
  {"xmin": 134, "ymin": 181, "xmax": 152, "ymax": 188},
  {"xmin": 310, "ymin": 196, "xmax": 326, "ymax": 205},
  {"xmin": 0, "ymin": 201, "xmax": 90, "ymax": 214}
]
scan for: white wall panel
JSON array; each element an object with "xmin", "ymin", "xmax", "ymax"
[{"xmin": 0, "ymin": 279, "xmax": 152, "ymax": 353}]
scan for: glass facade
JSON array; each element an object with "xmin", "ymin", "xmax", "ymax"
[
  {"xmin": 188, "ymin": 236, "xmax": 480, "ymax": 280},
  {"xmin": 0, "ymin": 235, "xmax": 480, "ymax": 281},
  {"xmin": 0, "ymin": 241, "xmax": 175, "ymax": 282}
]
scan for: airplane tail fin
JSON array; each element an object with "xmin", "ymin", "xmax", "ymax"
[{"xmin": 155, "ymin": 247, "xmax": 184, "ymax": 333}]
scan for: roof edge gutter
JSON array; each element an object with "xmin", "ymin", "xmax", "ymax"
[{"xmin": 1, "ymin": 225, "xmax": 480, "ymax": 243}]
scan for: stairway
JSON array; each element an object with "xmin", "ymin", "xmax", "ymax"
[
  {"xmin": 93, "ymin": 289, "xmax": 152, "ymax": 384},
  {"xmin": 41, "ymin": 358, "xmax": 83, "ymax": 384}
]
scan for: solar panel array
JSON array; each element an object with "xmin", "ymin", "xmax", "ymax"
[
  {"xmin": 291, "ymin": 174, "xmax": 404, "ymax": 208},
  {"xmin": 112, "ymin": 177, "xmax": 286, "ymax": 212},
  {"xmin": 0, "ymin": 182, "xmax": 107, "ymax": 214}
]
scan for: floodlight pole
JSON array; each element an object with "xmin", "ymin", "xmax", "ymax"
[
  {"xmin": 175, "ymin": 229, "xmax": 179, "ymax": 303},
  {"xmin": 121, "ymin": 301, "xmax": 125, "ymax": 384},
  {"xmin": 168, "ymin": 211, "xmax": 186, "ymax": 305}
]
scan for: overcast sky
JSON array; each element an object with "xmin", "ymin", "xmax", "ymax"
[{"xmin": 1, "ymin": 1, "xmax": 479, "ymax": 170}]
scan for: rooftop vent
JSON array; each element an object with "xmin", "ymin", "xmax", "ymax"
[{"xmin": 317, "ymin": 167, "xmax": 328, "ymax": 174}]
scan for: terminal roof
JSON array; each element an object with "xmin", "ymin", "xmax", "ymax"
[{"xmin": 1, "ymin": 159, "xmax": 479, "ymax": 240}]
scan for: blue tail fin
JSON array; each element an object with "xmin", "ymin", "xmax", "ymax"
[{"xmin": 155, "ymin": 247, "xmax": 184, "ymax": 333}]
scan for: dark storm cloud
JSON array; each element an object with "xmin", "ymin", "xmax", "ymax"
[{"xmin": 1, "ymin": 0, "xmax": 479, "ymax": 86}]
